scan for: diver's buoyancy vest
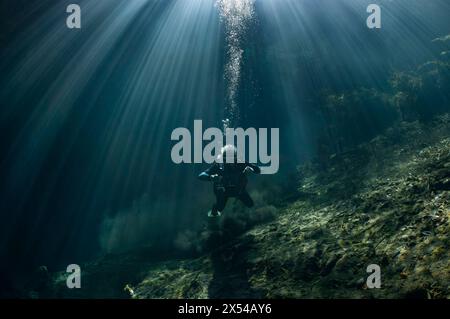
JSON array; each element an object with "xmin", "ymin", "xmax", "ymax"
[{"xmin": 218, "ymin": 163, "xmax": 247, "ymax": 190}]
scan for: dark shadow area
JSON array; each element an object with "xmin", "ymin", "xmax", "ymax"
[{"xmin": 208, "ymin": 234, "xmax": 264, "ymax": 299}]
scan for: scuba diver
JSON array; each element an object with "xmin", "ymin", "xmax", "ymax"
[{"xmin": 198, "ymin": 145, "xmax": 261, "ymax": 217}]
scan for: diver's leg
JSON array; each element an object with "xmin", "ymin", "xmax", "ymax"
[
  {"xmin": 210, "ymin": 190, "xmax": 228, "ymax": 217},
  {"xmin": 238, "ymin": 190, "xmax": 254, "ymax": 208}
]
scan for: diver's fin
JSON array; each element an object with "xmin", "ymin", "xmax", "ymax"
[{"xmin": 207, "ymin": 210, "xmax": 221, "ymax": 218}]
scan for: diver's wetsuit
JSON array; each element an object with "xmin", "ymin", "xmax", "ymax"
[{"xmin": 198, "ymin": 162, "xmax": 261, "ymax": 215}]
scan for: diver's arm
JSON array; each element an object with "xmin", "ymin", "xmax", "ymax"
[
  {"xmin": 198, "ymin": 164, "xmax": 220, "ymax": 181},
  {"xmin": 198, "ymin": 172, "xmax": 212, "ymax": 181},
  {"xmin": 244, "ymin": 163, "xmax": 261, "ymax": 174}
]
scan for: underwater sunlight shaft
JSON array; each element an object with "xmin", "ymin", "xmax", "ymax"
[{"xmin": 0, "ymin": 0, "xmax": 449, "ymax": 299}]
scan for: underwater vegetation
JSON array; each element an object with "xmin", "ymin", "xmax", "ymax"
[{"xmin": 312, "ymin": 51, "xmax": 450, "ymax": 161}]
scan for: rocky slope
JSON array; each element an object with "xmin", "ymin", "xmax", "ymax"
[{"xmin": 38, "ymin": 115, "xmax": 450, "ymax": 299}]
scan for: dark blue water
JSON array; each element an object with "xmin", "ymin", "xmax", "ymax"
[{"xmin": 0, "ymin": 0, "xmax": 448, "ymax": 285}]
